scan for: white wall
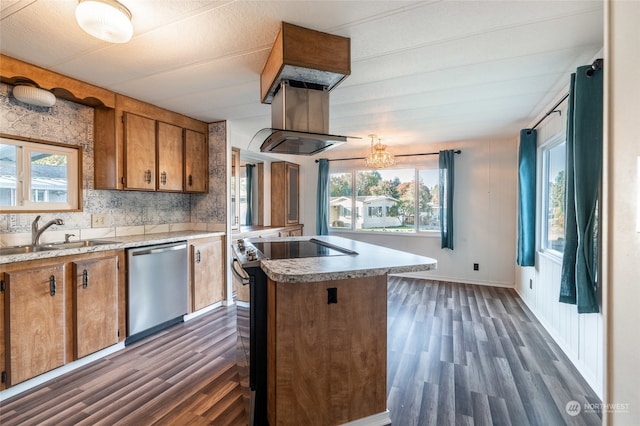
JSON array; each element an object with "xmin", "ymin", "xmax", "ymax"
[
  {"xmin": 298, "ymin": 137, "xmax": 518, "ymax": 287},
  {"xmin": 514, "ymin": 84, "xmax": 604, "ymax": 397},
  {"xmin": 605, "ymin": 1, "xmax": 640, "ymax": 423},
  {"xmin": 227, "ymin": 119, "xmax": 518, "ymax": 288}
]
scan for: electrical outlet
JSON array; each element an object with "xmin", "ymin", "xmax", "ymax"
[
  {"xmin": 529, "ymin": 278, "xmax": 533, "ymax": 289},
  {"xmin": 91, "ymin": 213, "xmax": 107, "ymax": 228},
  {"xmin": 473, "ymin": 263, "xmax": 479, "ymax": 271}
]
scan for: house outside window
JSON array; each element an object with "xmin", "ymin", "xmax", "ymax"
[
  {"xmin": 328, "ymin": 166, "xmax": 440, "ymax": 234},
  {"xmin": 0, "ymin": 137, "xmax": 80, "ymax": 211}
]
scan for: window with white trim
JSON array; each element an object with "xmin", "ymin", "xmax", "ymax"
[
  {"xmin": 328, "ymin": 167, "xmax": 440, "ymax": 233},
  {"xmin": 541, "ymin": 136, "xmax": 566, "ymax": 254},
  {"xmin": 0, "ymin": 136, "xmax": 81, "ymax": 211}
]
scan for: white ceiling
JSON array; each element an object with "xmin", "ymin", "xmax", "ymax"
[{"xmin": 0, "ymin": 0, "xmax": 603, "ymax": 151}]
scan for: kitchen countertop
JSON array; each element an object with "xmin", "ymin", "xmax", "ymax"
[
  {"xmin": 250, "ymin": 235, "xmax": 437, "ymax": 283},
  {"xmin": 0, "ymin": 230, "xmax": 225, "ymax": 265}
]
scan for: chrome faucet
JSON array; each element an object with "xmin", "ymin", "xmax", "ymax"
[{"xmin": 32, "ymin": 215, "xmax": 64, "ymax": 245}]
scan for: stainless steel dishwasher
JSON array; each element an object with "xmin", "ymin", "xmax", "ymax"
[{"xmin": 126, "ymin": 241, "xmax": 188, "ymax": 344}]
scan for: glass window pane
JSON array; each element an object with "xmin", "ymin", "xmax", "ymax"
[
  {"xmin": 30, "ymin": 151, "xmax": 68, "ymax": 204},
  {"xmin": 545, "ymin": 142, "xmax": 566, "ymax": 253},
  {"xmin": 0, "ymin": 143, "xmax": 18, "ymax": 207},
  {"xmin": 329, "ymin": 172, "xmax": 353, "ymax": 229},
  {"xmin": 355, "ymin": 169, "xmax": 414, "ymax": 232},
  {"xmin": 418, "ymin": 169, "xmax": 440, "ymax": 231}
]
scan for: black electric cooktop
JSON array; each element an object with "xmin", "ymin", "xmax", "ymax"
[{"xmin": 251, "ymin": 238, "xmax": 357, "ymax": 260}]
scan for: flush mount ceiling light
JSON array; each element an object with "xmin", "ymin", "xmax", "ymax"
[
  {"xmin": 12, "ymin": 84, "xmax": 56, "ymax": 107},
  {"xmin": 365, "ymin": 134, "xmax": 395, "ymax": 169},
  {"xmin": 75, "ymin": 0, "xmax": 133, "ymax": 43}
]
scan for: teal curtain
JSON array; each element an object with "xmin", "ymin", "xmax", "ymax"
[
  {"xmin": 245, "ymin": 164, "xmax": 254, "ymax": 225},
  {"xmin": 559, "ymin": 75, "xmax": 578, "ymax": 304},
  {"xmin": 559, "ymin": 63, "xmax": 603, "ymax": 314},
  {"xmin": 517, "ymin": 129, "xmax": 537, "ymax": 266},
  {"xmin": 439, "ymin": 150, "xmax": 455, "ymax": 249},
  {"xmin": 316, "ymin": 159, "xmax": 329, "ymax": 235}
]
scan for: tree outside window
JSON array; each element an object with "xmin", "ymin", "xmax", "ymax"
[{"xmin": 329, "ymin": 168, "xmax": 439, "ymax": 233}]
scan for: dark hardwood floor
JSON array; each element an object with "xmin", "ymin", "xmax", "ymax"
[{"xmin": 0, "ymin": 277, "xmax": 601, "ymax": 425}]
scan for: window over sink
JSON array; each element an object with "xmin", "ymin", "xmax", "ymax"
[{"xmin": 0, "ymin": 134, "xmax": 81, "ymax": 212}]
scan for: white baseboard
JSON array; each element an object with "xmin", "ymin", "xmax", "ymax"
[
  {"xmin": 184, "ymin": 300, "xmax": 225, "ymax": 321},
  {"xmin": 340, "ymin": 410, "xmax": 391, "ymax": 426},
  {"xmin": 391, "ymin": 271, "xmax": 514, "ymax": 288}
]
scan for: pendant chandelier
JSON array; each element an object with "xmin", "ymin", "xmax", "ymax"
[{"xmin": 365, "ymin": 134, "xmax": 395, "ymax": 169}]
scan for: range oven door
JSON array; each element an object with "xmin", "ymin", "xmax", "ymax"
[{"xmin": 231, "ymin": 260, "xmax": 268, "ymax": 426}]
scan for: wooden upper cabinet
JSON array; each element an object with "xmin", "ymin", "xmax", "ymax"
[
  {"xmin": 184, "ymin": 129, "xmax": 208, "ymax": 193},
  {"xmin": 231, "ymin": 148, "xmax": 240, "ymax": 229},
  {"xmin": 94, "ymin": 94, "xmax": 208, "ymax": 193},
  {"xmin": 73, "ymin": 256, "xmax": 119, "ymax": 359},
  {"xmin": 124, "ymin": 112, "xmax": 156, "ymax": 191},
  {"xmin": 157, "ymin": 122, "xmax": 184, "ymax": 192},
  {"xmin": 4, "ymin": 264, "xmax": 66, "ymax": 386},
  {"xmin": 271, "ymin": 161, "xmax": 299, "ymax": 226}
]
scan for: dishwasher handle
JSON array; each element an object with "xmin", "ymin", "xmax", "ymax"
[{"xmin": 131, "ymin": 243, "xmax": 187, "ymax": 256}]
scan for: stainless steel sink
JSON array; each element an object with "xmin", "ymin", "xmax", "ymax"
[
  {"xmin": 0, "ymin": 240, "xmax": 118, "ymax": 256},
  {"xmin": 0, "ymin": 245, "xmax": 60, "ymax": 256},
  {"xmin": 45, "ymin": 240, "xmax": 118, "ymax": 249}
]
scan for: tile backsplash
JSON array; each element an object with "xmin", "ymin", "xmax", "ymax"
[{"xmin": 0, "ymin": 83, "xmax": 226, "ymax": 244}]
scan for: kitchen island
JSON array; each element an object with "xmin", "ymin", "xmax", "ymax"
[{"xmin": 233, "ymin": 235, "xmax": 436, "ymax": 426}]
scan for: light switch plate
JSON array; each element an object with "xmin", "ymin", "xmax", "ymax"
[{"xmin": 91, "ymin": 213, "xmax": 107, "ymax": 228}]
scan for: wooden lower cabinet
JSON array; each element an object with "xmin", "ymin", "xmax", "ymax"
[
  {"xmin": 1, "ymin": 250, "xmax": 125, "ymax": 389},
  {"xmin": 267, "ymin": 275, "xmax": 388, "ymax": 425},
  {"xmin": 190, "ymin": 236, "xmax": 225, "ymax": 312},
  {"xmin": 73, "ymin": 255, "xmax": 119, "ymax": 359},
  {"xmin": 4, "ymin": 263, "xmax": 66, "ymax": 386}
]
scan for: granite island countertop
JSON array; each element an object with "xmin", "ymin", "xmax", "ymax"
[
  {"xmin": 248, "ymin": 235, "xmax": 437, "ymax": 283},
  {"xmin": 0, "ymin": 230, "xmax": 225, "ymax": 265}
]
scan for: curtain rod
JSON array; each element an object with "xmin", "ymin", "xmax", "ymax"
[
  {"xmin": 531, "ymin": 58, "xmax": 603, "ymax": 130},
  {"xmin": 315, "ymin": 150, "xmax": 461, "ymax": 163}
]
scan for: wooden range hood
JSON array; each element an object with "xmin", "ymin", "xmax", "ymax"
[
  {"xmin": 259, "ymin": 22, "xmax": 351, "ymax": 104},
  {"xmin": 255, "ymin": 23, "xmax": 353, "ymax": 155}
]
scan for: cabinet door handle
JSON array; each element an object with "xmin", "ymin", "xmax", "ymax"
[
  {"xmin": 196, "ymin": 250, "xmax": 201, "ymax": 263},
  {"xmin": 161, "ymin": 171, "xmax": 167, "ymax": 185},
  {"xmin": 188, "ymin": 174, "xmax": 193, "ymax": 186},
  {"xmin": 82, "ymin": 269, "xmax": 88, "ymax": 289},
  {"xmin": 145, "ymin": 169, "xmax": 152, "ymax": 184},
  {"xmin": 50, "ymin": 275, "xmax": 56, "ymax": 296}
]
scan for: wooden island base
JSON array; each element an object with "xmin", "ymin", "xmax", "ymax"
[{"xmin": 267, "ymin": 274, "xmax": 389, "ymax": 425}]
